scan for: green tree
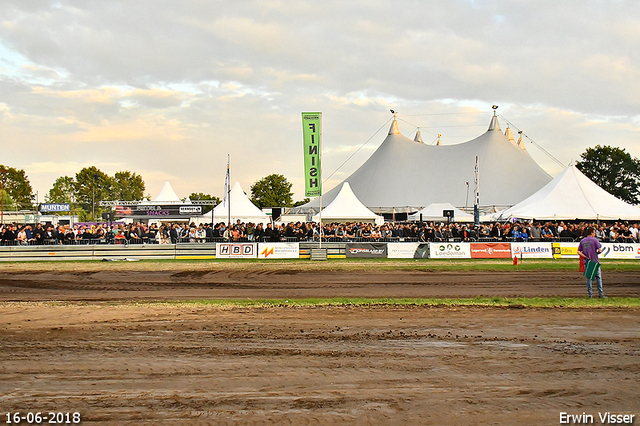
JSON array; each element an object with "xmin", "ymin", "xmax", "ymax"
[
  {"xmin": 46, "ymin": 176, "xmax": 76, "ymax": 203},
  {"xmin": 250, "ymin": 174, "xmax": 294, "ymax": 208},
  {"xmin": 74, "ymin": 167, "xmax": 112, "ymax": 221},
  {"xmin": 575, "ymin": 145, "xmax": 640, "ymax": 204},
  {"xmin": 188, "ymin": 193, "xmax": 221, "ymax": 214},
  {"xmin": 0, "ymin": 165, "xmax": 35, "ymax": 209},
  {"xmin": 111, "ymin": 171, "xmax": 145, "ymax": 201},
  {"xmin": 0, "ymin": 189, "xmax": 15, "ymax": 210}
]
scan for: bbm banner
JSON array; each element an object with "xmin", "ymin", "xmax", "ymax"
[{"xmin": 302, "ymin": 112, "xmax": 322, "ymax": 198}]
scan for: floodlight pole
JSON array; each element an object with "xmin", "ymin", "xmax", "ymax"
[{"xmin": 465, "ymin": 182, "xmax": 469, "ymax": 212}]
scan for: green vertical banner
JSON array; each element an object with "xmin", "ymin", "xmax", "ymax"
[{"xmin": 302, "ymin": 112, "xmax": 322, "ymax": 197}]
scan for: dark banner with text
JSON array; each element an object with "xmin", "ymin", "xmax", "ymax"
[{"xmin": 345, "ymin": 243, "xmax": 387, "ymax": 258}]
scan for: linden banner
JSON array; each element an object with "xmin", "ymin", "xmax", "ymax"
[{"xmin": 302, "ymin": 112, "xmax": 322, "ymax": 197}]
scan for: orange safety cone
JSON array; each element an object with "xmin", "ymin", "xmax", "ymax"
[{"xmin": 513, "ymin": 255, "xmax": 518, "ymax": 265}]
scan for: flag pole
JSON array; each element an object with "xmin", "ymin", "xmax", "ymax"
[
  {"xmin": 226, "ymin": 154, "xmax": 231, "ymax": 227},
  {"xmin": 319, "ymin": 113, "xmax": 323, "ymax": 249}
]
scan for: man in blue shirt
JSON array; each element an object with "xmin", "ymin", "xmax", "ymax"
[{"xmin": 577, "ymin": 227, "xmax": 604, "ymax": 298}]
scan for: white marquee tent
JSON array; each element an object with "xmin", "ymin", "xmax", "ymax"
[
  {"xmin": 152, "ymin": 181, "xmax": 182, "ymax": 203},
  {"xmin": 293, "ymin": 115, "xmax": 552, "ymax": 214},
  {"xmin": 312, "ymin": 182, "xmax": 384, "ymax": 225},
  {"xmin": 497, "ymin": 165, "xmax": 640, "ymax": 221},
  {"xmin": 194, "ymin": 182, "xmax": 269, "ymax": 225},
  {"xmin": 408, "ymin": 203, "xmax": 475, "ymax": 222}
]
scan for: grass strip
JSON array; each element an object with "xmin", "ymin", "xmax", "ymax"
[{"xmin": 146, "ymin": 297, "xmax": 640, "ymax": 309}]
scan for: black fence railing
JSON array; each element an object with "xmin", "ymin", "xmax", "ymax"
[{"xmin": 0, "ymin": 235, "xmax": 634, "ymax": 246}]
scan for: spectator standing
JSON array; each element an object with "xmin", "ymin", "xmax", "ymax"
[{"xmin": 577, "ymin": 227, "xmax": 604, "ymax": 299}]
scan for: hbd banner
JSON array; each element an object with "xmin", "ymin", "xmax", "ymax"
[{"xmin": 215, "ymin": 243, "xmax": 257, "ymax": 259}]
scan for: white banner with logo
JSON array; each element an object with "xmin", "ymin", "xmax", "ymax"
[
  {"xmin": 387, "ymin": 243, "xmax": 429, "ymax": 259},
  {"xmin": 429, "ymin": 242, "xmax": 471, "ymax": 259},
  {"xmin": 215, "ymin": 243, "xmax": 257, "ymax": 259},
  {"xmin": 257, "ymin": 242, "xmax": 300, "ymax": 259},
  {"xmin": 600, "ymin": 243, "xmax": 640, "ymax": 259},
  {"xmin": 510, "ymin": 242, "xmax": 553, "ymax": 258}
]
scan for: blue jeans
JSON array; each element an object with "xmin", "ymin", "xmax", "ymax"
[{"xmin": 586, "ymin": 267, "xmax": 603, "ymax": 298}]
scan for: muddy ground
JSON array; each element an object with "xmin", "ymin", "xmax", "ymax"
[{"xmin": 0, "ymin": 266, "xmax": 638, "ymax": 424}]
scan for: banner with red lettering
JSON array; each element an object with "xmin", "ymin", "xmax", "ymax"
[{"xmin": 470, "ymin": 243, "xmax": 512, "ymax": 258}]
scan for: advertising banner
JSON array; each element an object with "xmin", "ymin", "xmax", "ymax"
[
  {"xmin": 116, "ymin": 204, "xmax": 202, "ymax": 217},
  {"xmin": 301, "ymin": 112, "xmax": 322, "ymax": 197},
  {"xmin": 510, "ymin": 242, "xmax": 553, "ymax": 259},
  {"xmin": 429, "ymin": 242, "xmax": 471, "ymax": 259},
  {"xmin": 600, "ymin": 243, "xmax": 640, "ymax": 259},
  {"xmin": 470, "ymin": 243, "xmax": 512, "ymax": 259},
  {"xmin": 387, "ymin": 243, "xmax": 429, "ymax": 259},
  {"xmin": 552, "ymin": 242, "xmax": 580, "ymax": 259},
  {"xmin": 40, "ymin": 203, "xmax": 70, "ymax": 212},
  {"xmin": 257, "ymin": 242, "xmax": 300, "ymax": 259},
  {"xmin": 345, "ymin": 243, "xmax": 387, "ymax": 258},
  {"xmin": 215, "ymin": 243, "xmax": 257, "ymax": 259}
]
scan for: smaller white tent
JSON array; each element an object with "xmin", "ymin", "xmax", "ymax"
[
  {"xmin": 498, "ymin": 165, "xmax": 640, "ymax": 221},
  {"xmin": 152, "ymin": 181, "xmax": 182, "ymax": 203},
  {"xmin": 408, "ymin": 203, "xmax": 475, "ymax": 222},
  {"xmin": 312, "ymin": 182, "xmax": 384, "ymax": 225},
  {"xmin": 194, "ymin": 182, "xmax": 269, "ymax": 225}
]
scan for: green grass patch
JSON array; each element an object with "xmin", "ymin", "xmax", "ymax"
[{"xmin": 154, "ymin": 296, "xmax": 640, "ymax": 309}]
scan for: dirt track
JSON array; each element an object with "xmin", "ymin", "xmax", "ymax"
[
  {"xmin": 0, "ymin": 266, "xmax": 639, "ymax": 424},
  {"xmin": 0, "ymin": 268, "xmax": 639, "ymax": 301}
]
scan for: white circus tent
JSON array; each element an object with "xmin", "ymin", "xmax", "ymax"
[
  {"xmin": 312, "ymin": 182, "xmax": 384, "ymax": 225},
  {"xmin": 292, "ymin": 114, "xmax": 551, "ymax": 214},
  {"xmin": 194, "ymin": 182, "xmax": 269, "ymax": 225},
  {"xmin": 497, "ymin": 165, "xmax": 640, "ymax": 221}
]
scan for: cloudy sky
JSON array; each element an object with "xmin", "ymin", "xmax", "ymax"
[{"xmin": 1, "ymin": 0, "xmax": 639, "ymax": 203}]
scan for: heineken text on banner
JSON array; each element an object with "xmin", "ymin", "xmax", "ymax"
[{"xmin": 302, "ymin": 112, "xmax": 322, "ymax": 197}]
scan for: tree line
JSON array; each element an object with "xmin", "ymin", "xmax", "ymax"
[
  {"xmin": 1, "ymin": 145, "xmax": 639, "ymax": 221},
  {"xmin": 0, "ymin": 165, "xmax": 304, "ymax": 221}
]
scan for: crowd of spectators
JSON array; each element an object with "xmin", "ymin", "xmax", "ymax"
[{"xmin": 1, "ymin": 219, "xmax": 639, "ymax": 246}]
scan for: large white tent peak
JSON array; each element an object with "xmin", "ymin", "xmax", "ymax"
[
  {"xmin": 313, "ymin": 182, "xmax": 384, "ymax": 225},
  {"xmin": 153, "ymin": 181, "xmax": 182, "ymax": 203},
  {"xmin": 488, "ymin": 115, "xmax": 501, "ymax": 132},
  {"xmin": 388, "ymin": 119, "xmax": 401, "ymax": 135},
  {"xmin": 498, "ymin": 165, "xmax": 640, "ymax": 220},
  {"xmin": 505, "ymin": 126, "xmax": 517, "ymax": 147},
  {"xmin": 414, "ymin": 128, "xmax": 424, "ymax": 143}
]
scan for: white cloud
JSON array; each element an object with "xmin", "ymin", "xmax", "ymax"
[{"xmin": 0, "ymin": 0, "xmax": 639, "ymax": 203}]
